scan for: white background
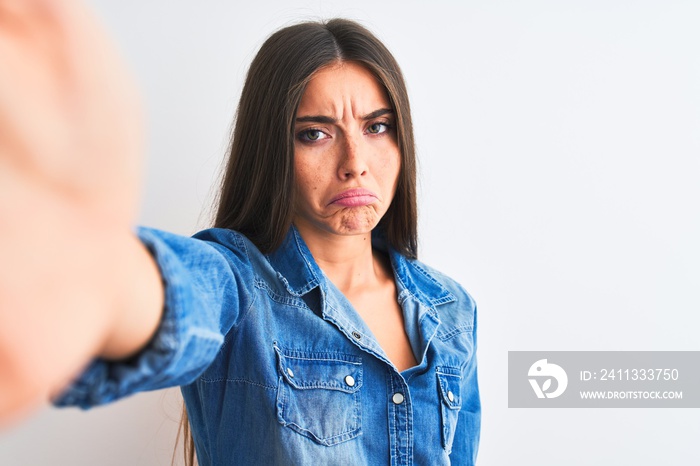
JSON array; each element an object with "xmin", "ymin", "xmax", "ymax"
[{"xmin": 1, "ymin": 1, "xmax": 698, "ymax": 464}]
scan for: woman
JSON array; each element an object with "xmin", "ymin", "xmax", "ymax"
[{"xmin": 0, "ymin": 1, "xmax": 478, "ymax": 464}]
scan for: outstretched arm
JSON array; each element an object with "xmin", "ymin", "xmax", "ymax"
[{"xmin": 0, "ymin": 0, "xmax": 163, "ymax": 426}]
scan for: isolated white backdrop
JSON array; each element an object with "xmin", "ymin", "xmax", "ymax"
[{"xmin": 1, "ymin": 1, "xmax": 698, "ymax": 465}]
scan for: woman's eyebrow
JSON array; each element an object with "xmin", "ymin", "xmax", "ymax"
[
  {"xmin": 296, "ymin": 115, "xmax": 336, "ymax": 124},
  {"xmin": 361, "ymin": 108, "xmax": 393, "ymax": 120},
  {"xmin": 295, "ymin": 108, "xmax": 393, "ymax": 124}
]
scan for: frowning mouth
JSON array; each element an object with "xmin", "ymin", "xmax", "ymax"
[{"xmin": 329, "ymin": 188, "xmax": 379, "ymax": 207}]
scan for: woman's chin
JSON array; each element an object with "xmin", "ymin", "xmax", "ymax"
[
  {"xmin": 334, "ymin": 210, "xmax": 381, "ymax": 235},
  {"xmin": 294, "ymin": 207, "xmax": 383, "ymax": 238}
]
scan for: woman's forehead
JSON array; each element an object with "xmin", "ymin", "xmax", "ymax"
[{"xmin": 296, "ymin": 62, "xmax": 392, "ymax": 119}]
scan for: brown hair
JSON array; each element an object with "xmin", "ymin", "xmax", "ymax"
[
  {"xmin": 177, "ymin": 18, "xmax": 418, "ymax": 466},
  {"xmin": 214, "ymin": 18, "xmax": 417, "ymax": 257}
]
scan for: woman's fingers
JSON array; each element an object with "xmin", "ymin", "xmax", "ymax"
[{"xmin": 0, "ymin": 0, "xmax": 143, "ymax": 223}]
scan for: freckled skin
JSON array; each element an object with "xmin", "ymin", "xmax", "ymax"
[{"xmin": 293, "ymin": 62, "xmax": 401, "ymax": 238}]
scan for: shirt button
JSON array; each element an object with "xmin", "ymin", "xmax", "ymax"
[
  {"xmin": 344, "ymin": 375, "xmax": 356, "ymax": 387},
  {"xmin": 287, "ymin": 368, "xmax": 294, "ymax": 378},
  {"xmin": 447, "ymin": 390, "xmax": 455, "ymax": 402},
  {"xmin": 392, "ymin": 393, "xmax": 405, "ymax": 405},
  {"xmin": 352, "ymin": 331, "xmax": 362, "ymax": 340}
]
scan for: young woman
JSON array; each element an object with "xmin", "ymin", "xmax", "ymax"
[{"xmin": 0, "ymin": 1, "xmax": 479, "ymax": 464}]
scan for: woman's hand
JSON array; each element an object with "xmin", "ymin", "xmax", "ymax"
[
  {"xmin": 0, "ymin": 0, "xmax": 162, "ymax": 426},
  {"xmin": 0, "ymin": 0, "xmax": 142, "ymax": 219}
]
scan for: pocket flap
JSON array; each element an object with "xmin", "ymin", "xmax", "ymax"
[
  {"xmin": 275, "ymin": 345, "xmax": 362, "ymax": 393},
  {"xmin": 437, "ymin": 367, "xmax": 462, "ymax": 409}
]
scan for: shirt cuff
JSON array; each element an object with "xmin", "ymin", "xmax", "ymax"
[{"xmin": 53, "ymin": 227, "xmax": 224, "ymax": 409}]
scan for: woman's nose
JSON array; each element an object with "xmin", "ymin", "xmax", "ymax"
[{"xmin": 338, "ymin": 136, "xmax": 368, "ymax": 179}]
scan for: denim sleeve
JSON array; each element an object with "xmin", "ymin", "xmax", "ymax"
[
  {"xmin": 53, "ymin": 227, "xmax": 254, "ymax": 409},
  {"xmin": 449, "ymin": 305, "xmax": 481, "ymax": 465}
]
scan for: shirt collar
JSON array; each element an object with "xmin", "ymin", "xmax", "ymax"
[
  {"xmin": 266, "ymin": 225, "xmax": 323, "ymax": 297},
  {"xmin": 267, "ymin": 225, "xmax": 455, "ymax": 307},
  {"xmin": 373, "ymin": 230, "xmax": 456, "ymax": 308}
]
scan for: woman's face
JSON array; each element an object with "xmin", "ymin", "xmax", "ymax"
[{"xmin": 293, "ymin": 62, "xmax": 401, "ymax": 239}]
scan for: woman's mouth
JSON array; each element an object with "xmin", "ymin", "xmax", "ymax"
[{"xmin": 329, "ymin": 188, "xmax": 378, "ymax": 207}]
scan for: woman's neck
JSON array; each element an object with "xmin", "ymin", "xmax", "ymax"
[{"xmin": 294, "ymin": 223, "xmax": 390, "ymax": 295}]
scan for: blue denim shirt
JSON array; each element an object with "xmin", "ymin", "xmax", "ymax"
[{"xmin": 55, "ymin": 226, "xmax": 479, "ymax": 465}]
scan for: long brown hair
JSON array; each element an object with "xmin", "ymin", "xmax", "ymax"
[
  {"xmin": 177, "ymin": 18, "xmax": 418, "ymax": 466},
  {"xmin": 214, "ymin": 18, "xmax": 417, "ymax": 257}
]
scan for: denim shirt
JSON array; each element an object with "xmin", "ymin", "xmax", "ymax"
[{"xmin": 55, "ymin": 226, "xmax": 480, "ymax": 465}]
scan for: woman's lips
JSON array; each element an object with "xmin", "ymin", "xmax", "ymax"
[{"xmin": 329, "ymin": 188, "xmax": 378, "ymax": 207}]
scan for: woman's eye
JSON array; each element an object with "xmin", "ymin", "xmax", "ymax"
[
  {"xmin": 367, "ymin": 122, "xmax": 390, "ymax": 134},
  {"xmin": 298, "ymin": 129, "xmax": 327, "ymax": 142}
]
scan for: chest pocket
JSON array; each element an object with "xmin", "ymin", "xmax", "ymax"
[
  {"xmin": 437, "ymin": 366, "xmax": 462, "ymax": 454},
  {"xmin": 274, "ymin": 344, "xmax": 363, "ymax": 446}
]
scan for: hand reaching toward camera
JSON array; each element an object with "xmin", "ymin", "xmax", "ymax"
[
  {"xmin": 0, "ymin": 0, "xmax": 142, "ymax": 220},
  {"xmin": 0, "ymin": 0, "xmax": 163, "ymax": 426}
]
